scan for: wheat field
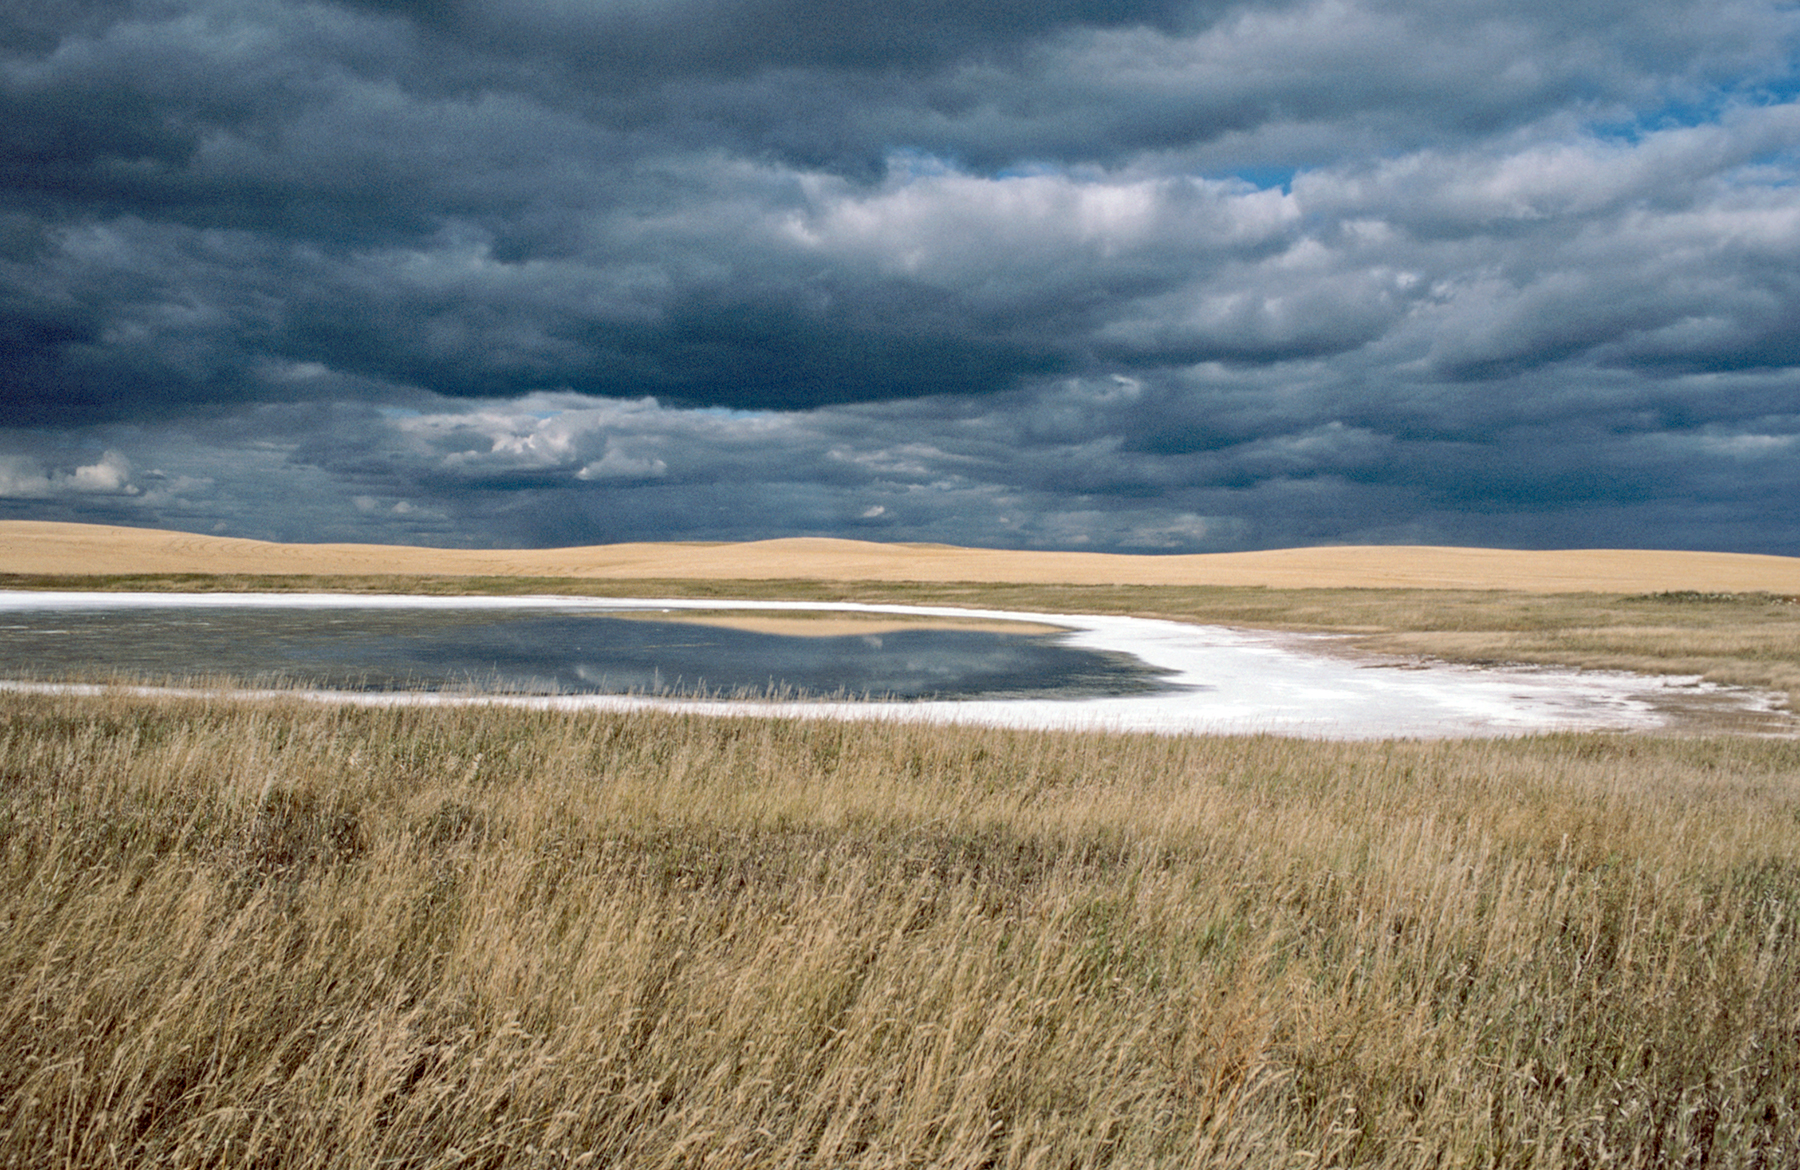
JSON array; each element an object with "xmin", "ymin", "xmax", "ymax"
[
  {"xmin": 6, "ymin": 520, "xmax": 1800, "ymax": 594},
  {"xmin": 4, "ymin": 689, "xmax": 1798, "ymax": 1168}
]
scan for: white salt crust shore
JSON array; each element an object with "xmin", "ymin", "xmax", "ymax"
[{"xmin": 0, "ymin": 592, "xmax": 1787, "ymax": 739}]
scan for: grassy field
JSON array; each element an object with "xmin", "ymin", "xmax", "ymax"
[
  {"xmin": 3, "ymin": 689, "xmax": 1799, "ymax": 1168},
  {"xmin": 3, "ymin": 571, "xmax": 1798, "ymax": 1165}
]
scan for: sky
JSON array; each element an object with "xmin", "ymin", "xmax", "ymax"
[{"xmin": 3, "ymin": 0, "xmax": 1799, "ymax": 554}]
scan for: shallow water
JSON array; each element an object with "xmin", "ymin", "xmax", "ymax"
[
  {"xmin": 0, "ymin": 596, "xmax": 1164, "ymax": 701},
  {"xmin": 0, "ymin": 592, "xmax": 1790, "ymax": 738}
]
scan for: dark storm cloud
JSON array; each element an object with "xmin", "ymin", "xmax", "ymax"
[
  {"xmin": 3, "ymin": 0, "xmax": 1799, "ymax": 551},
  {"xmin": 400, "ymin": 0, "xmax": 1197, "ymax": 78}
]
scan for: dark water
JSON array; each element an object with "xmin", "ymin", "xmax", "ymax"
[{"xmin": 0, "ymin": 606, "xmax": 1171, "ymax": 700}]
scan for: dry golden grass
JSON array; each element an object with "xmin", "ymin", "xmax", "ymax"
[
  {"xmin": 4, "ymin": 691, "xmax": 1799, "ymax": 1167},
  {"xmin": 6, "ymin": 520, "xmax": 1800, "ymax": 593},
  {"xmin": 4, "ymin": 537, "xmax": 1798, "ymax": 1164}
]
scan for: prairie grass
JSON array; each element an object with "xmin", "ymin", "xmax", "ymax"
[{"xmin": 3, "ymin": 690, "xmax": 1799, "ymax": 1167}]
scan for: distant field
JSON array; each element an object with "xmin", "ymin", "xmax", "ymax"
[{"xmin": 6, "ymin": 520, "xmax": 1800, "ymax": 593}]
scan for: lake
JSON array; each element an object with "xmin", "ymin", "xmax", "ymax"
[
  {"xmin": 0, "ymin": 593, "xmax": 1165, "ymax": 701},
  {"xmin": 0, "ymin": 592, "xmax": 1789, "ymax": 738}
]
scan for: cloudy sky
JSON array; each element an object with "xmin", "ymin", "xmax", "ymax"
[{"xmin": 3, "ymin": 0, "xmax": 1798, "ymax": 553}]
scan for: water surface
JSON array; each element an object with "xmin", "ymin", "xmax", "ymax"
[{"xmin": 0, "ymin": 598, "xmax": 1167, "ymax": 700}]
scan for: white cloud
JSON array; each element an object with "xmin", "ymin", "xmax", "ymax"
[
  {"xmin": 784, "ymin": 164, "xmax": 1297, "ymax": 288},
  {"xmin": 0, "ymin": 457, "xmax": 52, "ymax": 499},
  {"xmin": 0, "ymin": 451, "xmax": 137, "ymax": 498},
  {"xmin": 67, "ymin": 451, "xmax": 134, "ymax": 493},
  {"xmin": 1696, "ymin": 431, "xmax": 1799, "ymax": 458},
  {"xmin": 576, "ymin": 445, "xmax": 668, "ymax": 480}
]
